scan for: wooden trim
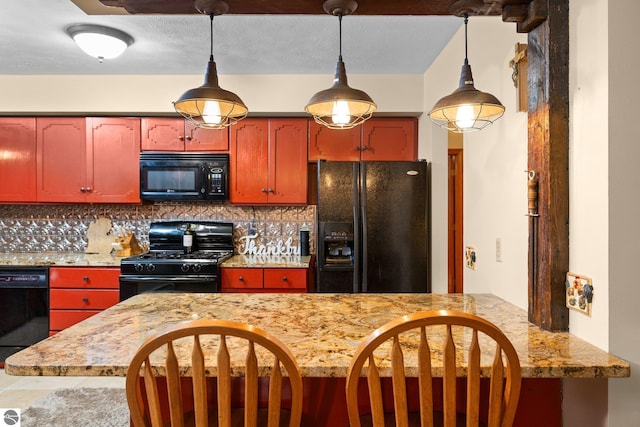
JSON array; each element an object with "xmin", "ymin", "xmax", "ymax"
[
  {"xmin": 526, "ymin": 0, "xmax": 569, "ymax": 331},
  {"xmin": 448, "ymin": 149, "xmax": 464, "ymax": 294}
]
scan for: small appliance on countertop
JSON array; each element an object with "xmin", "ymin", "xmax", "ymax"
[{"xmin": 119, "ymin": 221, "xmax": 234, "ymax": 300}]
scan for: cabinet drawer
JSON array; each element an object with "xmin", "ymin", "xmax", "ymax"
[
  {"xmin": 49, "ymin": 267, "xmax": 120, "ymax": 289},
  {"xmin": 50, "ymin": 310, "xmax": 101, "ymax": 331},
  {"xmin": 264, "ymin": 269, "xmax": 307, "ymax": 290},
  {"xmin": 222, "ymin": 268, "xmax": 263, "ymax": 289},
  {"xmin": 50, "ymin": 289, "xmax": 120, "ymax": 309}
]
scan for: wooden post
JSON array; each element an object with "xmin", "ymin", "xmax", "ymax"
[{"xmin": 526, "ymin": 0, "xmax": 569, "ymax": 331}]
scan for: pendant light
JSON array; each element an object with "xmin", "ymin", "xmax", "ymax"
[
  {"xmin": 428, "ymin": 16, "xmax": 505, "ymax": 133},
  {"xmin": 174, "ymin": 0, "xmax": 248, "ymax": 130},
  {"xmin": 305, "ymin": 0, "xmax": 376, "ymax": 130}
]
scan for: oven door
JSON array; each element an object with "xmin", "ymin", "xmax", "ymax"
[{"xmin": 119, "ymin": 275, "xmax": 219, "ymax": 302}]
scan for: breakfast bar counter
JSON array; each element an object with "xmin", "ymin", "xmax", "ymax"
[{"xmin": 5, "ymin": 293, "xmax": 630, "ymax": 426}]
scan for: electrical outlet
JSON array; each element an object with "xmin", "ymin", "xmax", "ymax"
[
  {"xmin": 496, "ymin": 238, "xmax": 502, "ymax": 262},
  {"xmin": 249, "ymin": 221, "xmax": 256, "ymax": 235}
]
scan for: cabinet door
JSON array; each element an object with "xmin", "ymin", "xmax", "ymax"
[
  {"xmin": 263, "ymin": 269, "xmax": 307, "ymax": 291},
  {"xmin": 361, "ymin": 118, "xmax": 418, "ymax": 161},
  {"xmin": 268, "ymin": 119, "xmax": 308, "ymax": 204},
  {"xmin": 87, "ymin": 117, "xmax": 141, "ymax": 203},
  {"xmin": 141, "ymin": 118, "xmax": 185, "ymax": 151},
  {"xmin": 50, "ymin": 289, "xmax": 120, "ymax": 309},
  {"xmin": 221, "ymin": 268, "xmax": 263, "ymax": 290},
  {"xmin": 49, "ymin": 267, "xmax": 120, "ymax": 289},
  {"xmin": 0, "ymin": 118, "xmax": 37, "ymax": 202},
  {"xmin": 185, "ymin": 122, "xmax": 229, "ymax": 151},
  {"xmin": 229, "ymin": 119, "xmax": 269, "ymax": 204},
  {"xmin": 308, "ymin": 120, "xmax": 361, "ymax": 162},
  {"xmin": 36, "ymin": 118, "xmax": 87, "ymax": 202}
]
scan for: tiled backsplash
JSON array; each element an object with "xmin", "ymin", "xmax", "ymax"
[{"xmin": 0, "ymin": 203, "xmax": 316, "ymax": 254}]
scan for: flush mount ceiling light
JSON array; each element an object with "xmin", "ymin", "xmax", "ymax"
[
  {"xmin": 428, "ymin": 16, "xmax": 505, "ymax": 133},
  {"xmin": 173, "ymin": 0, "xmax": 248, "ymax": 130},
  {"xmin": 66, "ymin": 24, "xmax": 133, "ymax": 63},
  {"xmin": 305, "ymin": 0, "xmax": 376, "ymax": 130}
]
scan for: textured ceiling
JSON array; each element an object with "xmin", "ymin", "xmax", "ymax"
[{"xmin": 0, "ymin": 0, "xmax": 463, "ymax": 76}]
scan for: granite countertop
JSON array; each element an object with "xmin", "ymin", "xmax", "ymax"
[
  {"xmin": 222, "ymin": 254, "xmax": 313, "ymax": 268},
  {"xmin": 5, "ymin": 293, "xmax": 629, "ymax": 379},
  {"xmin": 0, "ymin": 252, "xmax": 122, "ymax": 267}
]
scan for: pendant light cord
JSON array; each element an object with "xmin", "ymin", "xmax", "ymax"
[
  {"xmin": 209, "ymin": 13, "xmax": 215, "ymax": 61},
  {"xmin": 463, "ymin": 15, "xmax": 469, "ymax": 66},
  {"xmin": 338, "ymin": 13, "xmax": 343, "ymax": 61}
]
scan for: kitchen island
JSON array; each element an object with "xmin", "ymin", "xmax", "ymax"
[{"xmin": 5, "ymin": 293, "xmax": 629, "ymax": 426}]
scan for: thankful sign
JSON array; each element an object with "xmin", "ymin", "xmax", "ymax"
[{"xmin": 238, "ymin": 232, "xmax": 300, "ymax": 256}]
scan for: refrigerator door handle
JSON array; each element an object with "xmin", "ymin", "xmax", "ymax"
[
  {"xmin": 352, "ymin": 162, "xmax": 360, "ymax": 293},
  {"xmin": 360, "ymin": 163, "xmax": 368, "ymax": 293}
]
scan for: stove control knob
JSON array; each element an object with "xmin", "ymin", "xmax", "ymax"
[
  {"xmin": 192, "ymin": 264, "xmax": 202, "ymax": 273},
  {"xmin": 147, "ymin": 264, "xmax": 156, "ymax": 272},
  {"xmin": 134, "ymin": 264, "xmax": 144, "ymax": 272},
  {"xmin": 181, "ymin": 264, "xmax": 190, "ymax": 273}
]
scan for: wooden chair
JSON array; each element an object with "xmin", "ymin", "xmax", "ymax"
[
  {"xmin": 345, "ymin": 310, "xmax": 521, "ymax": 427},
  {"xmin": 126, "ymin": 319, "xmax": 303, "ymax": 427}
]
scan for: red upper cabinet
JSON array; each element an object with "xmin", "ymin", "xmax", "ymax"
[
  {"xmin": 0, "ymin": 118, "xmax": 37, "ymax": 202},
  {"xmin": 86, "ymin": 117, "xmax": 141, "ymax": 203},
  {"xmin": 141, "ymin": 117, "xmax": 228, "ymax": 152},
  {"xmin": 361, "ymin": 118, "xmax": 418, "ymax": 161},
  {"xmin": 229, "ymin": 118, "xmax": 308, "ymax": 205},
  {"xmin": 36, "ymin": 117, "xmax": 141, "ymax": 203},
  {"xmin": 36, "ymin": 118, "xmax": 87, "ymax": 203},
  {"xmin": 308, "ymin": 118, "xmax": 418, "ymax": 162}
]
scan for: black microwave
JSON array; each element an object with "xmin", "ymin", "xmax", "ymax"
[{"xmin": 140, "ymin": 153, "xmax": 229, "ymax": 201}]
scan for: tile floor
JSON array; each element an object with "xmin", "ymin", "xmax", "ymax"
[{"xmin": 0, "ymin": 368, "xmax": 125, "ymax": 409}]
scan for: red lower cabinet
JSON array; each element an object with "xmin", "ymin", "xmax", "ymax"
[
  {"xmin": 222, "ymin": 268, "xmax": 309, "ymax": 293},
  {"xmin": 49, "ymin": 267, "xmax": 120, "ymax": 334}
]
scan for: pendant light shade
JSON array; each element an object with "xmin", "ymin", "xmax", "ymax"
[
  {"xmin": 67, "ymin": 24, "xmax": 133, "ymax": 63},
  {"xmin": 428, "ymin": 16, "xmax": 504, "ymax": 133},
  {"xmin": 305, "ymin": 0, "xmax": 376, "ymax": 129},
  {"xmin": 174, "ymin": 0, "xmax": 247, "ymax": 129}
]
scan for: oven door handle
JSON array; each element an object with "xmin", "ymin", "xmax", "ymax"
[{"xmin": 119, "ymin": 275, "xmax": 217, "ymax": 282}]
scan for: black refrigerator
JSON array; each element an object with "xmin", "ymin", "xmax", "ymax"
[{"xmin": 316, "ymin": 160, "xmax": 430, "ymax": 293}]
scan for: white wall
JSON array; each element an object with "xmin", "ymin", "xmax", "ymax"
[
  {"xmin": 423, "ymin": 18, "xmax": 528, "ymax": 306},
  {"xmin": 0, "ymin": 74, "xmax": 424, "ymax": 115}
]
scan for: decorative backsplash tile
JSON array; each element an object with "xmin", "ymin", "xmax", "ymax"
[{"xmin": 0, "ymin": 203, "xmax": 316, "ymax": 254}]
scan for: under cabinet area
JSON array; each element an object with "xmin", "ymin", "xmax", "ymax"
[
  {"xmin": 308, "ymin": 117, "xmax": 418, "ymax": 161},
  {"xmin": 141, "ymin": 117, "xmax": 229, "ymax": 152},
  {"xmin": 221, "ymin": 267, "xmax": 310, "ymax": 293},
  {"xmin": 49, "ymin": 267, "xmax": 120, "ymax": 334}
]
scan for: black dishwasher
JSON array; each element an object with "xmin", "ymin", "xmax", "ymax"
[{"xmin": 0, "ymin": 267, "xmax": 49, "ymax": 365}]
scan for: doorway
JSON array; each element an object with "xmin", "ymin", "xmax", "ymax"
[{"xmin": 448, "ymin": 148, "xmax": 463, "ymax": 293}]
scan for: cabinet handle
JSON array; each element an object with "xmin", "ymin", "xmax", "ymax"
[
  {"xmin": 185, "ymin": 135, "xmax": 192, "ymax": 141},
  {"xmin": 82, "ymin": 297, "xmax": 89, "ymax": 303},
  {"xmin": 83, "ymin": 276, "xmax": 89, "ymax": 282},
  {"xmin": 86, "ymin": 187, "xmax": 92, "ymax": 192},
  {"xmin": 268, "ymin": 188, "xmax": 274, "ymax": 193},
  {"xmin": 282, "ymin": 276, "xmax": 288, "ymax": 282},
  {"xmin": 355, "ymin": 146, "xmax": 361, "ymax": 151},
  {"xmin": 261, "ymin": 188, "xmax": 267, "ymax": 193},
  {"xmin": 361, "ymin": 146, "xmax": 369, "ymax": 151},
  {"xmin": 178, "ymin": 135, "xmax": 185, "ymax": 141},
  {"xmin": 238, "ymin": 276, "xmax": 244, "ymax": 281},
  {"xmin": 80, "ymin": 187, "xmax": 86, "ymax": 192}
]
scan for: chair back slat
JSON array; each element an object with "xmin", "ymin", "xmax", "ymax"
[
  {"xmin": 245, "ymin": 341, "xmax": 259, "ymax": 426},
  {"xmin": 391, "ymin": 336, "xmax": 409, "ymax": 427},
  {"xmin": 466, "ymin": 329, "xmax": 481, "ymax": 426},
  {"xmin": 367, "ymin": 355, "xmax": 384, "ymax": 427},
  {"xmin": 217, "ymin": 334, "xmax": 232, "ymax": 427},
  {"xmin": 126, "ymin": 319, "xmax": 303, "ymax": 427},
  {"xmin": 142, "ymin": 356, "xmax": 164, "ymax": 427},
  {"xmin": 443, "ymin": 324, "xmax": 457, "ymax": 426},
  {"xmin": 487, "ymin": 343, "xmax": 505, "ymax": 427},
  {"xmin": 418, "ymin": 327, "xmax": 434, "ymax": 427},
  {"xmin": 345, "ymin": 310, "xmax": 522, "ymax": 427},
  {"xmin": 267, "ymin": 358, "xmax": 284, "ymax": 427},
  {"xmin": 192, "ymin": 335, "xmax": 208, "ymax": 427},
  {"xmin": 166, "ymin": 342, "xmax": 184, "ymax": 427}
]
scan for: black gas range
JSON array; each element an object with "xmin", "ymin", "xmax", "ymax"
[{"xmin": 119, "ymin": 221, "xmax": 234, "ymax": 301}]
